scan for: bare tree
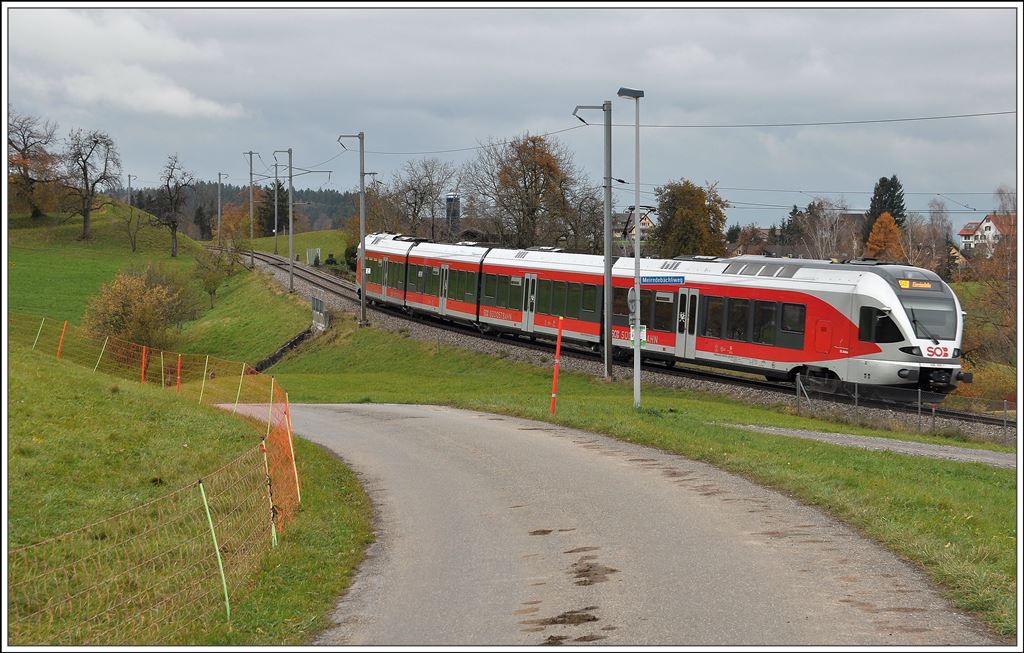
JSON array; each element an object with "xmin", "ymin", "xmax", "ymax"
[
  {"xmin": 62, "ymin": 128, "xmax": 121, "ymax": 239},
  {"xmin": 559, "ymin": 186, "xmax": 603, "ymax": 253},
  {"xmin": 151, "ymin": 154, "xmax": 195, "ymax": 257},
  {"xmin": 462, "ymin": 134, "xmax": 581, "ymax": 248},
  {"xmin": 796, "ymin": 198, "xmax": 850, "ymax": 259},
  {"xmin": 7, "ymin": 107, "xmax": 60, "ymax": 219}
]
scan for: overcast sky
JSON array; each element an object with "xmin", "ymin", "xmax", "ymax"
[{"xmin": 6, "ymin": 4, "xmax": 1020, "ymax": 232}]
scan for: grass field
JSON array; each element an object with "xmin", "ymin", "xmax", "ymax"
[
  {"xmin": 249, "ymin": 229, "xmax": 348, "ymax": 264},
  {"xmin": 272, "ymin": 316, "xmax": 1018, "ymax": 638}
]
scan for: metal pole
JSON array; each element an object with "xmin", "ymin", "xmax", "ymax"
[
  {"xmin": 358, "ymin": 132, "xmax": 367, "ymax": 326},
  {"xmin": 602, "ymin": 100, "xmax": 613, "ymax": 381},
  {"xmin": 217, "ymin": 172, "xmax": 224, "ymax": 245},
  {"xmin": 288, "ymin": 148, "xmax": 294, "ymax": 292},
  {"xmin": 917, "ymin": 388, "xmax": 922, "ymax": 431},
  {"xmin": 127, "ymin": 174, "xmax": 135, "ymax": 245},
  {"xmin": 632, "ymin": 98, "xmax": 641, "ymax": 410},
  {"xmin": 246, "ymin": 151, "xmax": 255, "ymax": 267},
  {"xmin": 273, "ymin": 163, "xmax": 279, "ymax": 255}
]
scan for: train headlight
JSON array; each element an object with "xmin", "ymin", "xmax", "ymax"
[
  {"xmin": 897, "ymin": 368, "xmax": 918, "ymax": 380},
  {"xmin": 899, "ymin": 346, "xmax": 922, "ymax": 356},
  {"xmin": 953, "ymin": 348, "xmax": 961, "ymax": 358}
]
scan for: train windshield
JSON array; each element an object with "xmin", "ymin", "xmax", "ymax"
[{"xmin": 900, "ymin": 297, "xmax": 957, "ymax": 341}]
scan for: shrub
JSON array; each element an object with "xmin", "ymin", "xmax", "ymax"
[
  {"xmin": 344, "ymin": 244, "xmax": 358, "ymax": 272},
  {"xmin": 325, "ymin": 253, "xmax": 338, "ymax": 266},
  {"xmin": 82, "ymin": 273, "xmax": 175, "ymax": 348}
]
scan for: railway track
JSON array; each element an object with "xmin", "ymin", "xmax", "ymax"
[{"xmin": 248, "ymin": 250, "xmax": 1013, "ymax": 429}]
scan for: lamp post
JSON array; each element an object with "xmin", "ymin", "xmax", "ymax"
[
  {"xmin": 618, "ymin": 86, "xmax": 644, "ymax": 409},
  {"xmin": 338, "ymin": 132, "xmax": 368, "ymax": 326},
  {"xmin": 216, "ymin": 172, "xmax": 228, "ymax": 246},
  {"xmin": 572, "ymin": 100, "xmax": 614, "ymax": 381}
]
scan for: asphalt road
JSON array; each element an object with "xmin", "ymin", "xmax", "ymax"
[{"xmin": 287, "ymin": 403, "xmax": 998, "ymax": 646}]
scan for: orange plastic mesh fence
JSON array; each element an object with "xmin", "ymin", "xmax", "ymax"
[{"xmin": 7, "ymin": 312, "xmax": 302, "ymax": 644}]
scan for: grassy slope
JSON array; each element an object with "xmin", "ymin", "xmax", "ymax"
[
  {"xmin": 272, "ymin": 317, "xmax": 1017, "ymax": 637},
  {"xmin": 7, "ymin": 211, "xmax": 372, "ymax": 643},
  {"xmin": 8, "ymin": 206, "xmax": 310, "ymax": 362},
  {"xmin": 7, "ymin": 343, "xmax": 258, "ymax": 546}
]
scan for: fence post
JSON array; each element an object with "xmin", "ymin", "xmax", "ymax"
[
  {"xmin": 176, "ymin": 354, "xmax": 182, "ymax": 394},
  {"xmin": 795, "ymin": 375, "xmax": 802, "ymax": 415},
  {"xmin": 267, "ymin": 377, "xmax": 275, "ymax": 437},
  {"xmin": 141, "ymin": 346, "xmax": 148, "ymax": 385},
  {"xmin": 550, "ymin": 316, "xmax": 564, "ymax": 415},
  {"xmin": 931, "ymin": 404, "xmax": 936, "ymax": 433},
  {"xmin": 233, "ymin": 363, "xmax": 246, "ymax": 413},
  {"xmin": 94, "ymin": 336, "xmax": 109, "ymax": 372},
  {"xmin": 285, "ymin": 392, "xmax": 301, "ymax": 505},
  {"xmin": 31, "ymin": 316, "xmax": 45, "ymax": 350},
  {"xmin": 921, "ymin": 388, "xmax": 929, "ymax": 433},
  {"xmin": 198, "ymin": 480, "xmax": 231, "ymax": 621},
  {"xmin": 260, "ymin": 442, "xmax": 279, "ymax": 548},
  {"xmin": 198, "ymin": 355, "xmax": 210, "ymax": 404},
  {"xmin": 853, "ymin": 382, "xmax": 858, "ymax": 408},
  {"xmin": 56, "ymin": 320, "xmax": 68, "ymax": 360},
  {"xmin": 1004, "ymin": 400, "xmax": 1008, "ymax": 439},
  {"xmin": 160, "ymin": 351, "xmax": 165, "ymax": 389}
]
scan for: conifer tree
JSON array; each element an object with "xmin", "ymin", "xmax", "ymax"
[{"xmin": 865, "ymin": 211, "xmax": 904, "ymax": 261}]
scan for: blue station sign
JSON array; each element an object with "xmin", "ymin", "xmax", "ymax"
[{"xmin": 639, "ymin": 276, "xmax": 686, "ymax": 286}]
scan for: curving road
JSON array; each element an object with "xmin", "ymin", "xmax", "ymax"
[{"xmin": 286, "ymin": 403, "xmax": 998, "ymax": 646}]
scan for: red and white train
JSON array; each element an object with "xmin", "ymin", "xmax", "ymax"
[{"xmin": 358, "ymin": 233, "xmax": 972, "ymax": 395}]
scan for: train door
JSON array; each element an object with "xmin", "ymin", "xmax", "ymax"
[
  {"xmin": 439, "ymin": 265, "xmax": 449, "ymax": 315},
  {"xmin": 522, "ymin": 273, "xmax": 538, "ymax": 332},
  {"xmin": 674, "ymin": 288, "xmax": 699, "ymax": 360},
  {"xmin": 814, "ymin": 319, "xmax": 832, "ymax": 356}
]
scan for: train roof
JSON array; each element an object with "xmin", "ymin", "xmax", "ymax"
[{"xmin": 483, "ymin": 247, "xmax": 606, "ymax": 274}]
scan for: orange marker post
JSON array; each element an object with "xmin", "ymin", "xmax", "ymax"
[
  {"xmin": 141, "ymin": 346, "xmax": 148, "ymax": 384},
  {"xmin": 550, "ymin": 316, "xmax": 564, "ymax": 415},
  {"xmin": 175, "ymin": 354, "xmax": 182, "ymax": 394},
  {"xmin": 56, "ymin": 320, "xmax": 68, "ymax": 360}
]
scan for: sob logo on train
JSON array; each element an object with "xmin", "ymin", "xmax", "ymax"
[{"xmin": 926, "ymin": 345, "xmax": 951, "ymax": 358}]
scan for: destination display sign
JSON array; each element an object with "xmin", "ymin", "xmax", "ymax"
[
  {"xmin": 897, "ymin": 279, "xmax": 936, "ymax": 290},
  {"xmin": 640, "ymin": 276, "xmax": 686, "ymax": 285}
]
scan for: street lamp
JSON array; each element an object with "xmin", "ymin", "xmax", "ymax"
[
  {"xmin": 572, "ymin": 99, "xmax": 614, "ymax": 381},
  {"xmin": 618, "ymin": 86, "xmax": 644, "ymax": 410}
]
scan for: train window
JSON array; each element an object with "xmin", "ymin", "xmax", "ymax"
[
  {"xmin": 496, "ymin": 275, "xmax": 509, "ymax": 307},
  {"xmin": 448, "ymin": 269, "xmax": 461, "ymax": 299},
  {"xmin": 702, "ymin": 297, "xmax": 724, "ymax": 338},
  {"xmin": 484, "ymin": 274, "xmax": 497, "ymax": 300},
  {"xmin": 726, "ymin": 299, "xmax": 751, "ymax": 341},
  {"xmin": 613, "ymin": 287, "xmax": 629, "ymax": 316},
  {"xmin": 640, "ymin": 290, "xmax": 653, "ymax": 327},
  {"xmin": 758, "ymin": 264, "xmax": 781, "ymax": 277},
  {"xmin": 724, "ymin": 263, "xmax": 744, "ymax": 274},
  {"xmin": 466, "ymin": 272, "xmax": 477, "ymax": 300},
  {"xmin": 688, "ymin": 295, "xmax": 698, "ymax": 335},
  {"xmin": 426, "ymin": 268, "xmax": 439, "ymax": 295},
  {"xmin": 859, "ymin": 307, "xmax": 904, "ymax": 343},
  {"xmin": 565, "ymin": 283, "xmax": 581, "ymax": 319},
  {"xmin": 741, "ymin": 265, "xmax": 763, "ymax": 276},
  {"xmin": 777, "ymin": 266, "xmax": 799, "ymax": 278},
  {"xmin": 551, "ymin": 281, "xmax": 567, "ymax": 316},
  {"xmin": 537, "ymin": 279, "xmax": 552, "ymax": 314},
  {"xmin": 752, "ymin": 301, "xmax": 777, "ymax": 344},
  {"xmin": 781, "ymin": 303, "xmax": 806, "ymax": 333},
  {"xmin": 582, "ymin": 285, "xmax": 597, "ymax": 313},
  {"xmin": 509, "ymin": 278, "xmax": 523, "ymax": 310},
  {"xmin": 653, "ymin": 296, "xmax": 674, "ymax": 331}
]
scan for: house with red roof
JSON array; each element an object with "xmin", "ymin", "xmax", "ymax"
[{"xmin": 959, "ymin": 213, "xmax": 1016, "ymax": 255}]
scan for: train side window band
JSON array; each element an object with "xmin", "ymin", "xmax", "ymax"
[
  {"xmin": 781, "ymin": 303, "xmax": 806, "ymax": 333},
  {"xmin": 582, "ymin": 285, "xmax": 597, "ymax": 313},
  {"xmin": 687, "ymin": 295, "xmax": 697, "ymax": 335},
  {"xmin": 538, "ymin": 279, "xmax": 552, "ymax": 314},
  {"xmin": 726, "ymin": 299, "xmax": 751, "ymax": 341},
  {"xmin": 613, "ymin": 287, "xmax": 629, "ymax": 316},
  {"xmin": 653, "ymin": 296, "xmax": 674, "ymax": 331},
  {"xmin": 566, "ymin": 283, "xmax": 581, "ymax": 319}
]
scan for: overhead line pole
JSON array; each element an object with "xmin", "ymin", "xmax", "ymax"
[
  {"xmin": 338, "ymin": 132, "xmax": 368, "ymax": 326},
  {"xmin": 572, "ymin": 100, "xmax": 614, "ymax": 381},
  {"xmin": 217, "ymin": 172, "xmax": 228, "ymax": 246},
  {"xmin": 245, "ymin": 151, "xmax": 256, "ymax": 267},
  {"xmin": 274, "ymin": 149, "xmax": 294, "ymax": 292},
  {"xmin": 273, "ymin": 163, "xmax": 279, "ymax": 255}
]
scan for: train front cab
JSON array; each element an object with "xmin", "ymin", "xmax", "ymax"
[
  {"xmin": 850, "ymin": 269, "xmax": 967, "ymax": 395},
  {"xmin": 362, "ymin": 234, "xmax": 418, "ymax": 308}
]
